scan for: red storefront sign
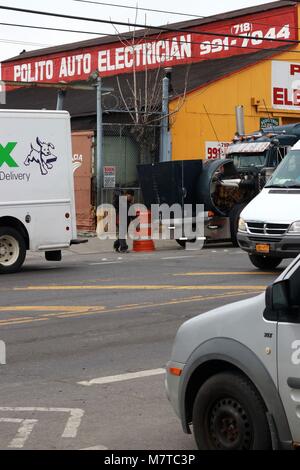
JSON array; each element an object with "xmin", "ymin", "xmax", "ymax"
[
  {"xmin": 1, "ymin": 5, "xmax": 297, "ymax": 84},
  {"xmin": 272, "ymin": 61, "xmax": 300, "ymax": 109}
]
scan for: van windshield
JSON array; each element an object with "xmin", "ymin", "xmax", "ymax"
[{"xmin": 266, "ymin": 150, "xmax": 300, "ymax": 188}]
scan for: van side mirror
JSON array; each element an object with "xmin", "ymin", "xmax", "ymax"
[{"xmin": 266, "ymin": 281, "xmax": 290, "ymax": 311}]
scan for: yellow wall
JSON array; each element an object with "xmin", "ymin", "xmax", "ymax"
[{"xmin": 170, "ymin": 5, "xmax": 300, "ymax": 161}]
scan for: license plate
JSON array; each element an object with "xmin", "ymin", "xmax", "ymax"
[{"xmin": 256, "ymin": 244, "xmax": 270, "ymax": 254}]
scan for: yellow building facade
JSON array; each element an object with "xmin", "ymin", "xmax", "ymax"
[{"xmin": 170, "ymin": 4, "xmax": 300, "ymax": 161}]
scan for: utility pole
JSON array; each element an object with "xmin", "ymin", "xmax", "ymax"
[
  {"xmin": 160, "ymin": 75, "xmax": 170, "ymax": 163},
  {"xmin": 91, "ymin": 72, "xmax": 114, "ymax": 208},
  {"xmin": 56, "ymin": 89, "xmax": 66, "ymax": 110},
  {"xmin": 96, "ymin": 76, "xmax": 103, "ymax": 208},
  {"xmin": 235, "ymin": 105, "xmax": 245, "ymax": 136}
]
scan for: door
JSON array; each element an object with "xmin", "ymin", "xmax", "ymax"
[
  {"xmin": 277, "ymin": 256, "xmax": 300, "ymax": 443},
  {"xmin": 72, "ymin": 131, "xmax": 95, "ymax": 232}
]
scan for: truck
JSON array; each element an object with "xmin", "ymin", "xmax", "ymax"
[
  {"xmin": 0, "ymin": 109, "xmax": 83, "ymax": 274},
  {"xmin": 166, "ymin": 254, "xmax": 300, "ymax": 450},
  {"xmin": 138, "ymin": 123, "xmax": 300, "ymax": 247},
  {"xmin": 238, "ymin": 137, "xmax": 300, "ymax": 270}
]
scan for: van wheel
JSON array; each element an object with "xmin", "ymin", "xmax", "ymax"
[
  {"xmin": 229, "ymin": 203, "xmax": 247, "ymax": 247},
  {"xmin": 249, "ymin": 254, "xmax": 281, "ymax": 270},
  {"xmin": 0, "ymin": 227, "xmax": 26, "ymax": 274},
  {"xmin": 192, "ymin": 372, "xmax": 272, "ymax": 450}
]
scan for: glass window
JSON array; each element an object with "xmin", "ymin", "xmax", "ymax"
[
  {"xmin": 232, "ymin": 153, "xmax": 267, "ymax": 169},
  {"xmin": 266, "ymin": 150, "xmax": 300, "ymax": 188}
]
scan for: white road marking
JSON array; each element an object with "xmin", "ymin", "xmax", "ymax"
[
  {"xmin": 89, "ymin": 262, "xmax": 123, "ymax": 266},
  {"xmin": 0, "ymin": 407, "xmax": 84, "ymax": 439},
  {"xmin": 82, "ymin": 445, "xmax": 109, "ymax": 451},
  {"xmin": 161, "ymin": 256, "xmax": 195, "ymax": 260},
  {"xmin": 0, "ymin": 418, "xmax": 38, "ymax": 449},
  {"xmin": 0, "ymin": 340, "xmax": 6, "ymax": 365},
  {"xmin": 78, "ymin": 368, "xmax": 166, "ymax": 387},
  {"xmin": 37, "ymin": 266, "xmax": 59, "ymax": 270}
]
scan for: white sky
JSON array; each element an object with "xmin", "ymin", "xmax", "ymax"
[{"xmin": 0, "ymin": 0, "xmax": 274, "ymax": 61}]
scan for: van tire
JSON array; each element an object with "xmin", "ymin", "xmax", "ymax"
[
  {"xmin": 192, "ymin": 372, "xmax": 272, "ymax": 450},
  {"xmin": 0, "ymin": 227, "xmax": 26, "ymax": 274},
  {"xmin": 249, "ymin": 254, "xmax": 282, "ymax": 270},
  {"xmin": 229, "ymin": 203, "xmax": 247, "ymax": 247}
]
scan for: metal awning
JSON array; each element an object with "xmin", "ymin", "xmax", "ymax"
[{"xmin": 227, "ymin": 142, "xmax": 272, "ymax": 155}]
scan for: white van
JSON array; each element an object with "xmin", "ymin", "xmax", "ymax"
[
  {"xmin": 166, "ymin": 254, "xmax": 300, "ymax": 450},
  {"xmin": 238, "ymin": 140, "xmax": 300, "ymax": 270},
  {"xmin": 0, "ymin": 109, "xmax": 82, "ymax": 274}
]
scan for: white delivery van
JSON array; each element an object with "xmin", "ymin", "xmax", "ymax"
[
  {"xmin": 0, "ymin": 109, "xmax": 83, "ymax": 274},
  {"xmin": 238, "ymin": 139, "xmax": 300, "ymax": 270}
]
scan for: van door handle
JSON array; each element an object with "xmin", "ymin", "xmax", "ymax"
[{"xmin": 287, "ymin": 378, "xmax": 300, "ymax": 389}]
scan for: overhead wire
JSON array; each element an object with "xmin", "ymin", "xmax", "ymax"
[
  {"xmin": 0, "ymin": 2, "xmax": 299, "ymax": 80},
  {"xmin": 72, "ymin": 0, "xmax": 300, "ymax": 34},
  {"xmin": 0, "ymin": 4, "xmax": 298, "ymax": 45},
  {"xmin": 72, "ymin": 0, "xmax": 205, "ymax": 18}
]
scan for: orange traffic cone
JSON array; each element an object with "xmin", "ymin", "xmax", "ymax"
[{"xmin": 133, "ymin": 210, "xmax": 155, "ymax": 253}]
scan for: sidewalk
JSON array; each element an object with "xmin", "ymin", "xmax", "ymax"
[
  {"xmin": 26, "ymin": 235, "xmax": 233, "ymax": 261},
  {"xmin": 70, "ymin": 234, "xmax": 180, "ymax": 256}
]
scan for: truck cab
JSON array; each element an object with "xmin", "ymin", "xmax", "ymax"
[
  {"xmin": 226, "ymin": 124, "xmax": 300, "ymax": 191},
  {"xmin": 166, "ymin": 255, "xmax": 300, "ymax": 450},
  {"xmin": 226, "ymin": 125, "xmax": 300, "ymax": 179}
]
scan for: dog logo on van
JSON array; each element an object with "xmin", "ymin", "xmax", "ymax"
[{"xmin": 24, "ymin": 137, "xmax": 58, "ymax": 176}]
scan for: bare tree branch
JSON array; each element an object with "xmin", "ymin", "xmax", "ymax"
[
  {"xmin": 116, "ymin": 76, "xmax": 135, "ymax": 121},
  {"xmin": 105, "ymin": 10, "xmax": 190, "ymax": 163}
]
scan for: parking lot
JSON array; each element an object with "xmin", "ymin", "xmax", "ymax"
[{"xmin": 0, "ymin": 242, "xmax": 288, "ymax": 450}]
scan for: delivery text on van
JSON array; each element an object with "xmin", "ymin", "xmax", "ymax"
[{"xmin": 0, "ymin": 171, "xmax": 31, "ymax": 182}]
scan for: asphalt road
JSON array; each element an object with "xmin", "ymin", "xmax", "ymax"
[{"xmin": 0, "ymin": 244, "xmax": 290, "ymax": 450}]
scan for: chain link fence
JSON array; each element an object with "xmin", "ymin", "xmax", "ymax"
[
  {"xmin": 101, "ymin": 187, "xmax": 144, "ymax": 205},
  {"xmin": 100, "ymin": 122, "xmax": 160, "ymax": 204}
]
